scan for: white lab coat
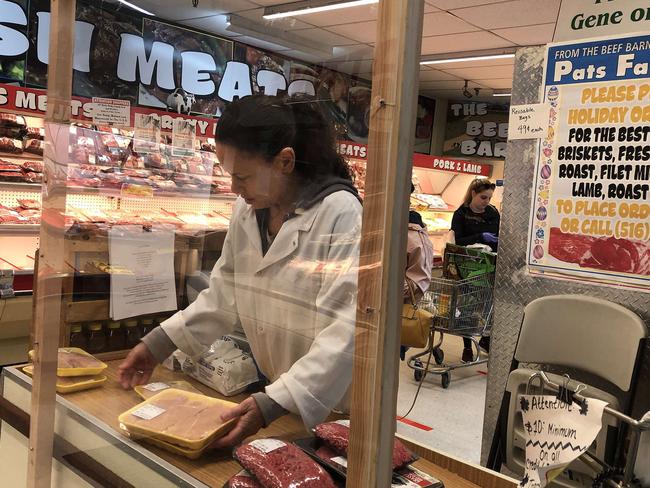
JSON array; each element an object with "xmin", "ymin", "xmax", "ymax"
[{"xmin": 161, "ymin": 191, "xmax": 361, "ymax": 428}]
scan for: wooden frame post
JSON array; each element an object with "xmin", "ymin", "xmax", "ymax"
[
  {"xmin": 27, "ymin": 0, "xmax": 76, "ymax": 486},
  {"xmin": 347, "ymin": 0, "xmax": 424, "ymax": 486}
]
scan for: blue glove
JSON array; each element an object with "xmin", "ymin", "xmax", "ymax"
[{"xmin": 481, "ymin": 232, "xmax": 498, "ymax": 244}]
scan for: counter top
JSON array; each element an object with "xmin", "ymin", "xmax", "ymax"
[{"xmin": 2, "ymin": 361, "xmax": 517, "ymax": 488}]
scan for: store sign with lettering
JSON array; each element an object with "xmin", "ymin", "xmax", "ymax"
[
  {"xmin": 527, "ymin": 33, "xmax": 650, "ymax": 291},
  {"xmin": 413, "ymin": 154, "xmax": 491, "ymax": 176},
  {"xmin": 443, "ymin": 102, "xmax": 509, "ymax": 159},
  {"xmin": 555, "ymin": 0, "xmax": 650, "ymax": 42},
  {"xmin": 0, "ymin": 1, "xmax": 316, "ymax": 105},
  {"xmin": 0, "ymin": 83, "xmax": 217, "ymax": 135},
  {"xmin": 0, "ymin": 1, "xmax": 435, "ymax": 147}
]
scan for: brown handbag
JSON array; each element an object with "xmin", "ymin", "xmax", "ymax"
[{"xmin": 400, "ymin": 280, "xmax": 434, "ymax": 348}]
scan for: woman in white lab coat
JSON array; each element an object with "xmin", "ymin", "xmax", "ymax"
[{"xmin": 118, "ymin": 95, "xmax": 362, "ymax": 448}]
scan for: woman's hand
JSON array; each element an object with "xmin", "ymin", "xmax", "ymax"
[
  {"xmin": 209, "ymin": 397, "xmax": 265, "ymax": 449},
  {"xmin": 117, "ymin": 342, "xmax": 158, "ymax": 389}
]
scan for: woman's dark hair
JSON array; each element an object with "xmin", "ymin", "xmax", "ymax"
[
  {"xmin": 463, "ymin": 178, "xmax": 496, "ymax": 206},
  {"xmin": 215, "ymin": 95, "xmax": 351, "ymax": 181}
]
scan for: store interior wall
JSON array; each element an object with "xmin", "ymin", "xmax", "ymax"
[
  {"xmin": 429, "ymin": 98, "xmax": 448, "ymax": 156},
  {"xmin": 480, "ymin": 46, "xmax": 650, "ymax": 463}
]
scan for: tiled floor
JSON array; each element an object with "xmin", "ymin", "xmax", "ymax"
[{"xmin": 396, "ymin": 334, "xmax": 488, "ymax": 464}]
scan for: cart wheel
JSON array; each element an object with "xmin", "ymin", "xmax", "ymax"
[
  {"xmin": 433, "ymin": 347, "xmax": 444, "ymax": 365},
  {"xmin": 441, "ymin": 372, "xmax": 451, "ymax": 389},
  {"xmin": 413, "ymin": 360, "xmax": 424, "ymax": 382}
]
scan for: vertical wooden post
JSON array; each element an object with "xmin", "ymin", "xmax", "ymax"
[
  {"xmin": 346, "ymin": 1, "xmax": 424, "ymax": 487},
  {"xmin": 27, "ymin": 1, "xmax": 76, "ymax": 487}
]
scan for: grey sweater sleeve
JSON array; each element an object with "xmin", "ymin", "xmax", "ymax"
[
  {"xmin": 252, "ymin": 392, "xmax": 289, "ymax": 427},
  {"xmin": 141, "ymin": 327, "xmax": 177, "ymax": 363}
]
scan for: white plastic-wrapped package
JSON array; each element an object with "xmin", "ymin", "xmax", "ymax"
[{"xmin": 175, "ymin": 338, "xmax": 259, "ymax": 396}]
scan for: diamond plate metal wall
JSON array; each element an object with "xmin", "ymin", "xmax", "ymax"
[{"xmin": 480, "ymin": 46, "xmax": 650, "ymax": 463}]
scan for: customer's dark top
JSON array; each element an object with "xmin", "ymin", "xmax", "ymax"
[{"xmin": 451, "ymin": 204, "xmax": 500, "ymax": 251}]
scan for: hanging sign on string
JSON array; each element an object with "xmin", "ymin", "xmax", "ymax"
[{"xmin": 518, "ymin": 394, "xmax": 608, "ymax": 488}]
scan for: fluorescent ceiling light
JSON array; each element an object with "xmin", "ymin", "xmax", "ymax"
[
  {"xmin": 493, "ymin": 92, "xmax": 511, "ymax": 97},
  {"xmin": 226, "ymin": 15, "xmax": 332, "ymax": 58},
  {"xmin": 118, "ymin": 0, "xmax": 154, "ymax": 16},
  {"xmin": 421, "ymin": 53, "xmax": 515, "ymax": 65},
  {"xmin": 263, "ymin": 0, "xmax": 378, "ymax": 20}
]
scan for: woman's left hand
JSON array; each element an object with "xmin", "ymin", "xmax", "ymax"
[{"xmin": 209, "ymin": 397, "xmax": 265, "ymax": 449}]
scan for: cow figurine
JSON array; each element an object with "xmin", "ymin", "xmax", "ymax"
[{"xmin": 166, "ymin": 88, "xmax": 196, "ymax": 114}]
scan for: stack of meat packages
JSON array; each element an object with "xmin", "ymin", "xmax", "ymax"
[
  {"xmin": 0, "ymin": 199, "xmax": 40, "ymax": 224},
  {"xmin": 0, "ymin": 114, "xmax": 43, "ymax": 183},
  {"xmin": 66, "ymin": 125, "xmax": 233, "ymax": 195}
]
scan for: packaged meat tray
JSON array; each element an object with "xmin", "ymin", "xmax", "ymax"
[
  {"xmin": 133, "ymin": 380, "xmax": 203, "ymax": 400},
  {"xmin": 22, "ymin": 365, "xmax": 107, "ymax": 394},
  {"xmin": 313, "ymin": 420, "xmax": 417, "ymax": 470},
  {"xmin": 223, "ymin": 470, "xmax": 263, "ymax": 488},
  {"xmin": 234, "ymin": 439, "xmax": 337, "ymax": 488},
  {"xmin": 294, "ymin": 438, "xmax": 442, "ymax": 488},
  {"xmin": 121, "ymin": 427, "xmax": 206, "ymax": 459},
  {"xmin": 118, "ymin": 388, "xmax": 238, "ymax": 450},
  {"xmin": 28, "ymin": 347, "xmax": 108, "ymax": 377}
]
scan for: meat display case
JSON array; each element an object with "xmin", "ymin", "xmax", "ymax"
[{"xmin": 0, "ymin": 115, "xmax": 237, "ymax": 358}]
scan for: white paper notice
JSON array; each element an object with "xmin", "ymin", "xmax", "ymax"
[
  {"xmin": 133, "ymin": 113, "xmax": 161, "ymax": 154},
  {"xmin": 92, "ymin": 97, "xmax": 130, "ymax": 127},
  {"xmin": 518, "ymin": 395, "xmax": 607, "ymax": 488},
  {"xmin": 109, "ymin": 225, "xmax": 177, "ymax": 321},
  {"xmin": 172, "ymin": 118, "xmax": 196, "ymax": 157},
  {"xmin": 508, "ymin": 104, "xmax": 551, "ymax": 140}
]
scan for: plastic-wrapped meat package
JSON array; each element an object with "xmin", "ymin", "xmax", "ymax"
[
  {"xmin": 25, "ymin": 139, "xmax": 43, "ymax": 155},
  {"xmin": 71, "ymin": 146, "xmax": 90, "ymax": 165},
  {"xmin": 22, "ymin": 161, "xmax": 43, "ymax": 173},
  {"xmin": 25, "ymin": 127, "xmax": 44, "ymax": 140},
  {"xmin": 227, "ymin": 470, "xmax": 263, "ymax": 488},
  {"xmin": 0, "ymin": 137, "xmax": 23, "ymax": 153},
  {"xmin": 0, "ymin": 113, "xmax": 26, "ymax": 128},
  {"xmin": 234, "ymin": 439, "xmax": 336, "ymax": 488},
  {"xmin": 314, "ymin": 421, "xmax": 416, "ymax": 469},
  {"xmin": 17, "ymin": 199, "xmax": 40, "ymax": 210}
]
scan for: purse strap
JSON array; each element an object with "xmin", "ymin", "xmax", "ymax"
[{"xmin": 405, "ymin": 278, "xmax": 419, "ymax": 309}]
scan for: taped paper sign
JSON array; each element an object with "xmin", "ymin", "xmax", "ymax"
[{"xmin": 518, "ymin": 395, "xmax": 607, "ymax": 488}]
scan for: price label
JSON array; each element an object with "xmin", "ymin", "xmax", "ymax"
[
  {"xmin": 249, "ymin": 439, "xmax": 286, "ymax": 454},
  {"xmin": 131, "ymin": 404, "xmax": 166, "ymax": 420},
  {"xmin": 143, "ymin": 382, "xmax": 170, "ymax": 392}
]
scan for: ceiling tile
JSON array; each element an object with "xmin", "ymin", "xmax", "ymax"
[
  {"xmin": 428, "ymin": 0, "xmax": 509, "ymax": 9},
  {"xmin": 441, "ymin": 63, "xmax": 514, "ymax": 79},
  {"xmin": 422, "ymin": 11, "xmax": 481, "ymax": 37},
  {"xmin": 327, "ymin": 21, "xmax": 376, "ymax": 44},
  {"xmin": 421, "ymin": 31, "xmax": 514, "ymax": 55},
  {"xmin": 330, "ymin": 44, "xmax": 375, "ymax": 61},
  {"xmin": 492, "ymin": 22, "xmax": 556, "ymax": 45},
  {"xmin": 134, "ymin": 0, "xmax": 258, "ymax": 21},
  {"xmin": 424, "ymin": 1, "xmax": 440, "ymax": 12},
  {"xmin": 419, "ymin": 79, "xmax": 482, "ymax": 90},
  {"xmin": 419, "ymin": 69, "xmax": 462, "ymax": 81},
  {"xmin": 292, "ymin": 28, "xmax": 360, "ymax": 47},
  {"xmin": 179, "ymin": 15, "xmax": 238, "ymax": 39},
  {"xmin": 473, "ymin": 78, "xmax": 513, "ymax": 89},
  {"xmin": 234, "ymin": 7, "xmax": 315, "ymax": 30},
  {"xmin": 451, "ymin": 0, "xmax": 561, "ymax": 30},
  {"xmin": 230, "ymin": 35, "xmax": 294, "ymax": 52},
  {"xmin": 321, "ymin": 59, "xmax": 374, "ymax": 76},
  {"xmin": 282, "ymin": 3, "xmax": 380, "ymax": 27}
]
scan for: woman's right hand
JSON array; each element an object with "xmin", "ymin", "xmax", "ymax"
[{"xmin": 118, "ymin": 342, "xmax": 158, "ymax": 389}]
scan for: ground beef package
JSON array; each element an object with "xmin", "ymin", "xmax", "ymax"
[
  {"xmin": 225, "ymin": 470, "xmax": 263, "ymax": 488},
  {"xmin": 234, "ymin": 439, "xmax": 337, "ymax": 488},
  {"xmin": 314, "ymin": 420, "xmax": 417, "ymax": 470}
]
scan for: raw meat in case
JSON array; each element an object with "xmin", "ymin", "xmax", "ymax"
[{"xmin": 234, "ymin": 439, "xmax": 336, "ymax": 488}]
